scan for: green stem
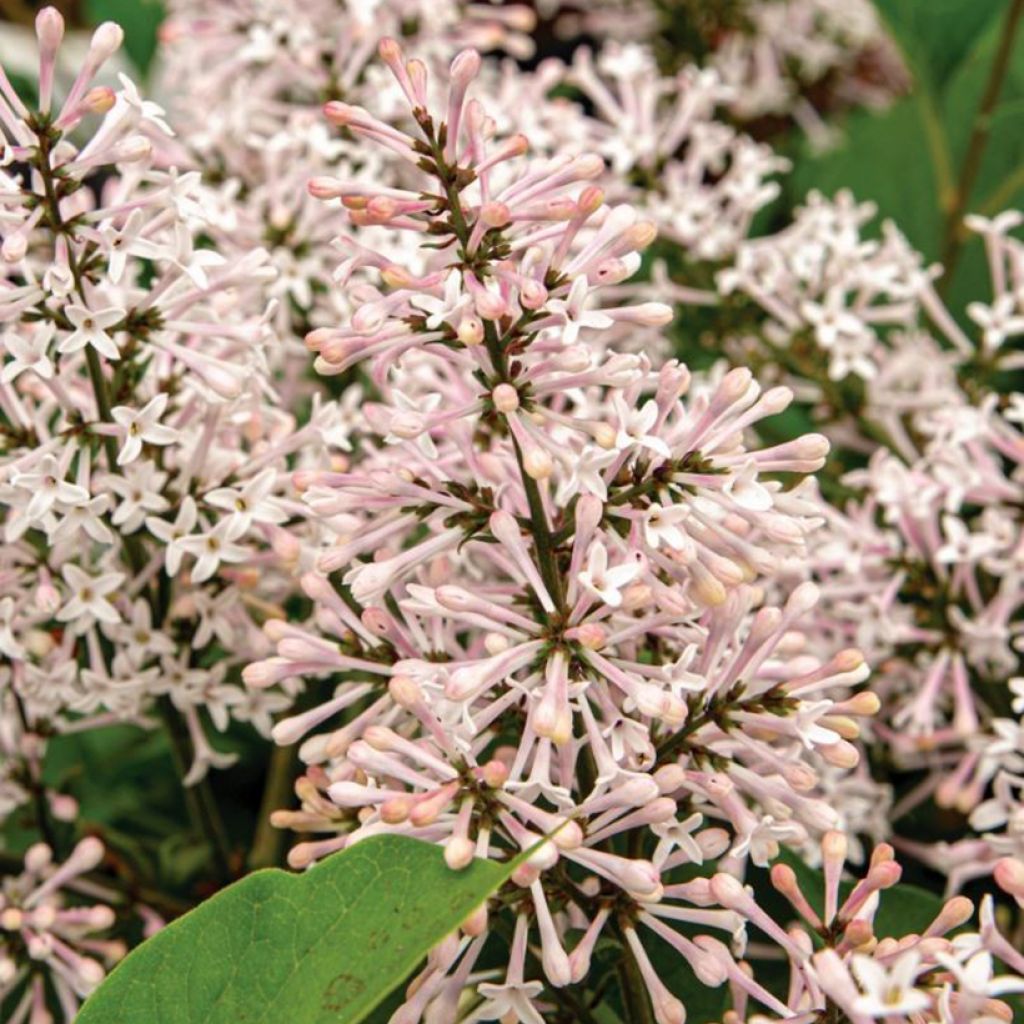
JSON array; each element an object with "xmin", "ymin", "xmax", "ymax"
[
  {"xmin": 511, "ymin": 434, "xmax": 565, "ymax": 615},
  {"xmin": 939, "ymin": 0, "xmax": 1024, "ymax": 288},
  {"xmin": 12, "ymin": 692, "xmax": 58, "ymax": 852},
  {"xmin": 157, "ymin": 698, "xmax": 234, "ymax": 881},
  {"xmin": 616, "ymin": 927, "xmax": 655, "ymax": 1024},
  {"xmin": 248, "ymin": 741, "xmax": 296, "ymax": 869}
]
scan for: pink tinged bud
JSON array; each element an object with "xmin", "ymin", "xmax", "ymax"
[
  {"xmin": 576, "ymin": 493, "xmax": 604, "ymax": 533},
  {"xmin": 388, "ymin": 675, "xmax": 422, "ymax": 708},
  {"xmin": 449, "ymin": 48, "xmax": 482, "ymax": 88},
  {"xmin": 523, "ymin": 447, "xmax": 553, "ymax": 480},
  {"xmin": 457, "ymin": 316, "xmax": 483, "ymax": 346},
  {"xmin": 35, "ymin": 580, "xmax": 61, "ymax": 614},
  {"xmin": 0, "ymin": 907, "xmax": 24, "ymax": 931},
  {"xmin": 793, "ymin": 433, "xmax": 830, "ymax": 460},
  {"xmin": 479, "ymin": 202, "xmax": 510, "ymax": 228},
  {"xmin": 697, "ymin": 829, "xmax": 730, "ymax": 860},
  {"xmin": 461, "ymin": 904, "xmax": 488, "ymax": 936},
  {"xmin": 519, "ymin": 279, "xmax": 547, "ymax": 309},
  {"xmin": 2, "ymin": 232, "xmax": 26, "ymax": 262},
  {"xmin": 492, "ymin": 383, "xmax": 519, "ymax": 413},
  {"xmin": 68, "ymin": 836, "xmax": 105, "ymax": 874},
  {"xmin": 36, "ymin": 7, "xmax": 64, "ymax": 50},
  {"xmin": 994, "ymin": 857, "xmax": 1024, "ymax": 901},
  {"xmin": 77, "ymin": 958, "xmax": 107, "ymax": 989},
  {"xmin": 473, "ymin": 288, "xmax": 507, "ymax": 321},
  {"xmin": 785, "ymin": 581, "xmax": 820, "ymax": 618},
  {"xmin": 531, "ymin": 881, "xmax": 571, "ymax": 987},
  {"xmin": 83, "ymin": 86, "xmax": 115, "ymax": 114},
  {"xmin": 308, "ymin": 177, "xmax": 340, "ymax": 199},
  {"xmin": 926, "ymin": 896, "xmax": 975, "ymax": 936},
  {"xmin": 444, "ymin": 836, "xmax": 476, "ymax": 871},
  {"xmin": 380, "ymin": 798, "xmax": 413, "ymax": 824},
  {"xmin": 840, "ymin": 689, "xmax": 879, "ymax": 717},
  {"xmin": 568, "ymin": 907, "xmax": 609, "ymax": 982},
  {"xmin": 654, "ymin": 763, "xmax": 686, "ymax": 794},
  {"xmin": 323, "ymin": 101, "xmax": 354, "ymax": 126},
  {"xmin": 578, "ymin": 185, "xmax": 605, "ymax": 215},
  {"xmin": 84, "ymin": 23, "xmax": 122, "ymax": 68},
  {"xmin": 574, "ymin": 623, "xmax": 606, "ymax": 650},
  {"xmin": 87, "ymin": 905, "xmax": 116, "ymax": 929},
  {"xmin": 511, "ymin": 862, "xmax": 540, "ymax": 888},
  {"xmin": 632, "ymin": 303, "xmax": 674, "ymax": 325},
  {"xmin": 709, "ymin": 872, "xmax": 748, "ymax": 910},
  {"xmin": 480, "ymin": 760, "xmax": 508, "ymax": 788},
  {"xmin": 49, "ymin": 793, "xmax": 78, "ymax": 821},
  {"xmin": 378, "ymin": 37, "xmax": 403, "ymax": 64},
  {"xmin": 25, "ymin": 843, "xmax": 52, "ymax": 874},
  {"xmin": 819, "ymin": 739, "xmax": 859, "ymax": 768},
  {"xmin": 409, "ymin": 784, "xmax": 458, "ymax": 827}
]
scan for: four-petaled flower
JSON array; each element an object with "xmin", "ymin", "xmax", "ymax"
[
  {"xmin": 577, "ymin": 541, "xmax": 642, "ymax": 607},
  {"xmin": 58, "ymin": 304, "xmax": 125, "ymax": 361},
  {"xmin": 111, "ymin": 393, "xmax": 179, "ymax": 466}
]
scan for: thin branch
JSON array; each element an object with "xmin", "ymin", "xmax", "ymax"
[{"xmin": 940, "ymin": 0, "xmax": 1024, "ymax": 288}]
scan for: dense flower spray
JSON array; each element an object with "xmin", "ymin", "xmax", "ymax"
[
  {"xmin": 0, "ymin": 4, "xmax": 1020, "ymax": 1023},
  {"xmin": 691, "ymin": 193, "xmax": 1024, "ymax": 892},
  {"xmin": 0, "ymin": 838, "xmax": 138, "ymax": 1021},
  {"xmin": 0, "ymin": 10, "xmax": 337, "ymax": 803},
  {"xmin": 241, "ymin": 38, "xmax": 894, "ymax": 1021}
]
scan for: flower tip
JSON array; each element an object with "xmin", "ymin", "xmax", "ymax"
[
  {"xmin": 70, "ymin": 836, "xmax": 105, "ymax": 873},
  {"xmin": 82, "ymin": 86, "xmax": 116, "ymax": 115},
  {"xmin": 35, "ymin": 6, "xmax": 64, "ymax": 49},
  {"xmin": 994, "ymin": 856, "xmax": 1024, "ymax": 900},
  {"xmin": 323, "ymin": 101, "xmax": 352, "ymax": 126},
  {"xmin": 89, "ymin": 21, "xmax": 124, "ymax": 61},
  {"xmin": 378, "ymin": 37, "xmax": 402, "ymax": 61},
  {"xmin": 444, "ymin": 836, "xmax": 476, "ymax": 870},
  {"xmin": 450, "ymin": 48, "xmax": 482, "ymax": 86},
  {"xmin": 709, "ymin": 872, "xmax": 746, "ymax": 908}
]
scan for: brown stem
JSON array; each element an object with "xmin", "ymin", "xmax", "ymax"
[{"xmin": 940, "ymin": 0, "xmax": 1024, "ymax": 288}]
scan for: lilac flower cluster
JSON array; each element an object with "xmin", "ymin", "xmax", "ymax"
[
  {"xmin": 238, "ymin": 39, "xmax": 909, "ymax": 1022},
  {"xmin": 0, "ymin": 11, "xmax": 340, "ymax": 819},
  {"xmin": 0, "ymin": 3, "xmax": 1021, "ymax": 1023}
]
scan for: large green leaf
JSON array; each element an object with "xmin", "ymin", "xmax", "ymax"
[{"xmin": 78, "ymin": 835, "xmax": 515, "ymax": 1024}]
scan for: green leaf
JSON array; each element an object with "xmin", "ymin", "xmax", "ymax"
[
  {"xmin": 790, "ymin": 98, "xmax": 943, "ymax": 258},
  {"xmin": 78, "ymin": 835, "xmax": 515, "ymax": 1024},
  {"xmin": 874, "ymin": 0, "xmax": 1000, "ymax": 90}
]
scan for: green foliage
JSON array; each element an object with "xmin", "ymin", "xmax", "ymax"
[
  {"xmin": 792, "ymin": 0, "xmax": 1024, "ymax": 310},
  {"xmin": 77, "ymin": 835, "xmax": 515, "ymax": 1024}
]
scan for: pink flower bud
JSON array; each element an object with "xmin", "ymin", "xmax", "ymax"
[
  {"xmin": 492, "ymin": 383, "xmax": 519, "ymax": 413},
  {"xmin": 88, "ymin": 22, "xmax": 124, "ymax": 64},
  {"xmin": 36, "ymin": 7, "xmax": 64, "ymax": 50}
]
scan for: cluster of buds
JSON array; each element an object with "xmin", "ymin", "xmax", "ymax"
[
  {"xmin": 243, "ymin": 39, "xmax": 886, "ymax": 1022},
  {"xmin": 157, "ymin": 0, "xmax": 539, "ymax": 353},
  {"xmin": 0, "ymin": 839, "xmax": 133, "ymax": 1022},
  {"xmin": 712, "ymin": 833, "xmax": 1024, "ymax": 1023}
]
